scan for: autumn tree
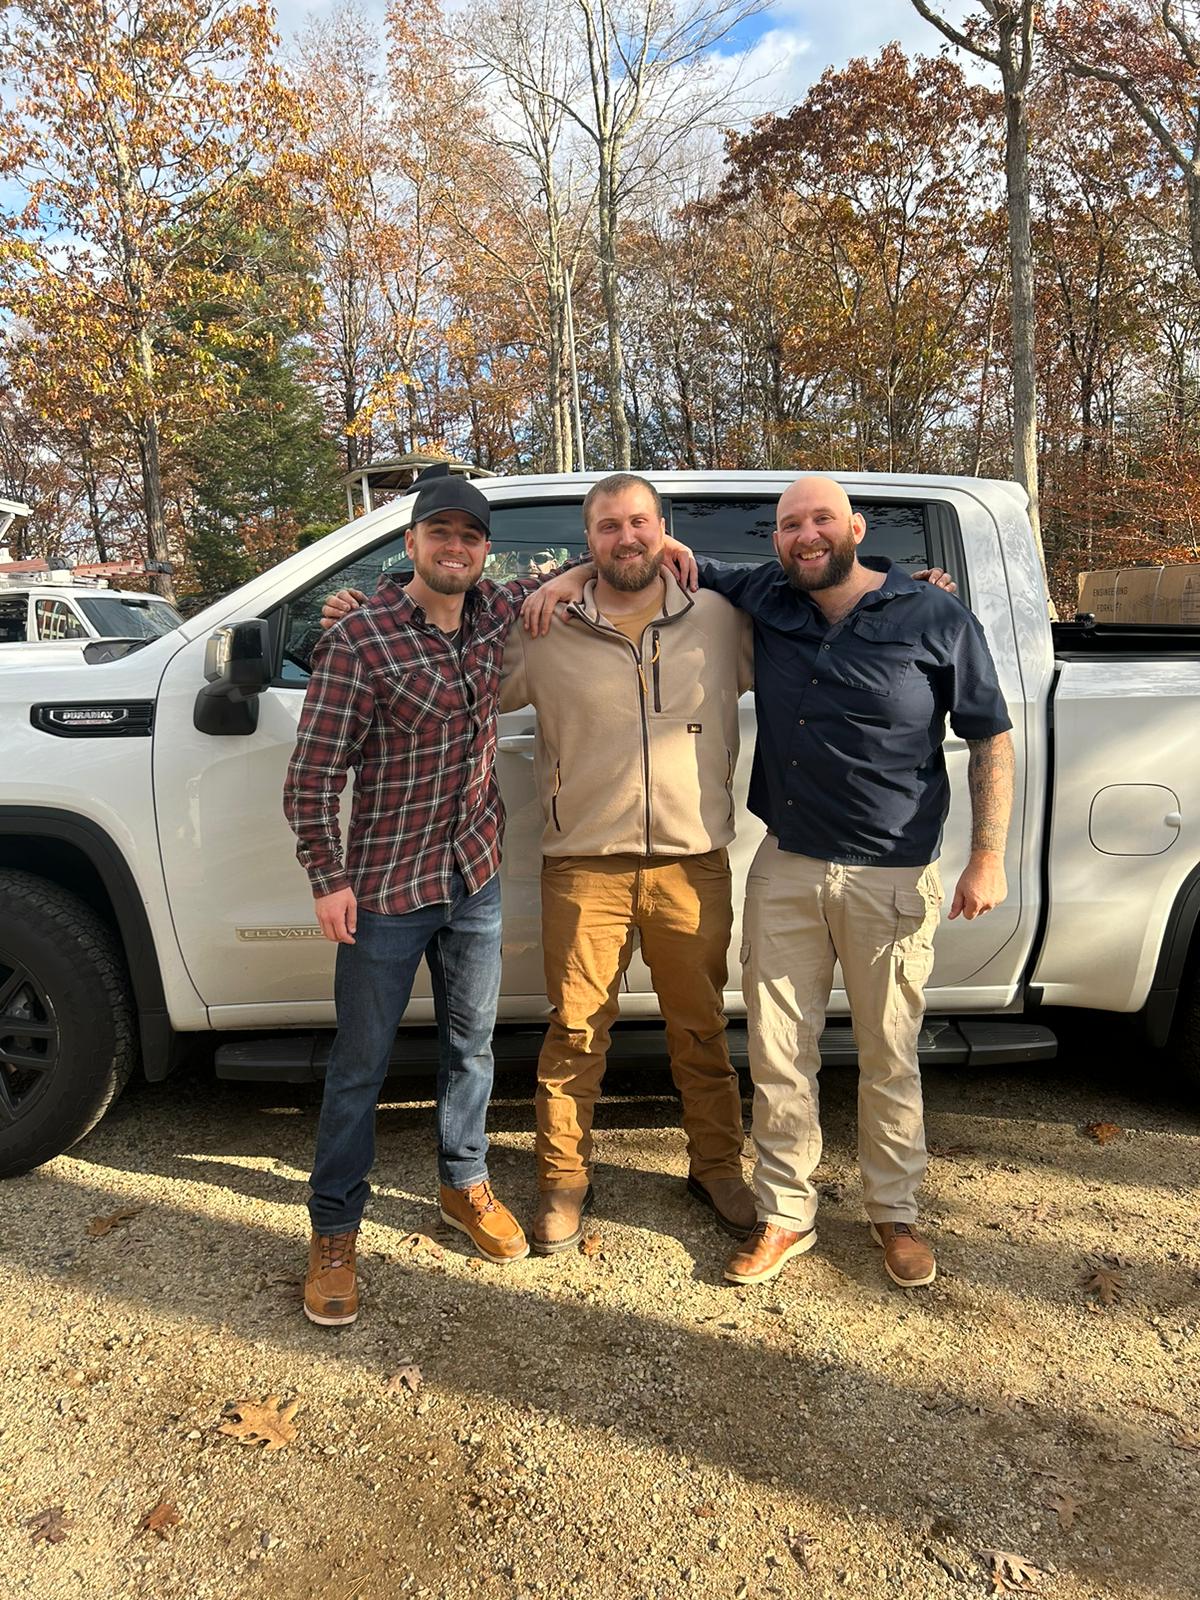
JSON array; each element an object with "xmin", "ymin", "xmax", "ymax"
[
  {"xmin": 0, "ymin": 0, "xmax": 299, "ymax": 600},
  {"xmin": 910, "ymin": 0, "xmax": 1046, "ymax": 572}
]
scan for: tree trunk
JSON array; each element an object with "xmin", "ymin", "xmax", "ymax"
[
  {"xmin": 133, "ymin": 327, "xmax": 176, "ymax": 603},
  {"xmin": 1001, "ymin": 44, "xmax": 1044, "ymax": 571},
  {"xmin": 597, "ymin": 150, "xmax": 631, "ymax": 468}
]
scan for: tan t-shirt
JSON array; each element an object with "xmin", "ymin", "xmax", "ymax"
[{"xmin": 599, "ymin": 580, "xmax": 665, "ymax": 644}]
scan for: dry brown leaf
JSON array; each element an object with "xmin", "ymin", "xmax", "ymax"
[
  {"xmin": 1079, "ymin": 1258, "xmax": 1126, "ymax": 1306},
  {"xmin": 1170, "ymin": 1428, "xmax": 1200, "ymax": 1451},
  {"xmin": 692, "ymin": 1502, "xmax": 718, "ymax": 1519},
  {"xmin": 1082, "ymin": 1121, "xmax": 1122, "ymax": 1145},
  {"xmin": 218, "ymin": 1394, "xmax": 300, "ymax": 1452},
  {"xmin": 140, "ymin": 1501, "xmax": 182, "ymax": 1539},
  {"xmin": 384, "ymin": 1365, "xmax": 422, "ymax": 1398},
  {"xmin": 786, "ymin": 1529, "xmax": 818, "ymax": 1572},
  {"xmin": 1043, "ymin": 1489, "xmax": 1082, "ymax": 1531},
  {"xmin": 579, "ymin": 1231, "xmax": 602, "ymax": 1258},
  {"xmin": 85, "ymin": 1205, "xmax": 143, "ymax": 1239},
  {"xmin": 977, "ymin": 1548, "xmax": 1046, "ymax": 1593},
  {"xmin": 398, "ymin": 1232, "xmax": 444, "ymax": 1259},
  {"xmin": 25, "ymin": 1505, "xmax": 72, "ymax": 1545},
  {"xmin": 927, "ymin": 1142, "xmax": 976, "ymax": 1158}
]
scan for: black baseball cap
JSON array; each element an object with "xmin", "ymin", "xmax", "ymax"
[{"xmin": 409, "ymin": 463, "xmax": 490, "ymax": 535}]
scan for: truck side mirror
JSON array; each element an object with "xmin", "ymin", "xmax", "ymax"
[{"xmin": 194, "ymin": 619, "xmax": 271, "ymax": 735}]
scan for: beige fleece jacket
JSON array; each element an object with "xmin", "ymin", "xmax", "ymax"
[{"xmin": 499, "ymin": 569, "xmax": 753, "ymax": 857}]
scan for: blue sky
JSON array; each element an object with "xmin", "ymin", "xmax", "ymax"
[{"xmin": 274, "ymin": 0, "xmax": 975, "ymax": 117}]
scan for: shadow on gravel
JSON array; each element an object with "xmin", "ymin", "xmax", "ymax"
[{"xmin": 2, "ymin": 1152, "xmax": 1197, "ymax": 1600}]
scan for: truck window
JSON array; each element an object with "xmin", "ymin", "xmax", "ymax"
[
  {"xmin": 670, "ymin": 496, "xmax": 931, "ymax": 569},
  {"xmin": 0, "ymin": 596, "xmax": 28, "ymax": 643},
  {"xmin": 34, "ymin": 599, "xmax": 88, "ymax": 640},
  {"xmin": 76, "ymin": 595, "xmax": 180, "ymax": 638},
  {"xmin": 278, "ymin": 506, "xmax": 588, "ymax": 684}
]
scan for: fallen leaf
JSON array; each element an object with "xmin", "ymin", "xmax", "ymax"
[
  {"xmin": 218, "ymin": 1395, "xmax": 300, "ymax": 1452},
  {"xmin": 384, "ymin": 1366, "xmax": 422, "ymax": 1398},
  {"xmin": 816, "ymin": 1180, "xmax": 846, "ymax": 1202},
  {"xmin": 85, "ymin": 1206, "xmax": 144, "ymax": 1239},
  {"xmin": 579, "ymin": 1232, "xmax": 602, "ymax": 1258},
  {"xmin": 398, "ymin": 1232, "xmax": 444, "ymax": 1259},
  {"xmin": 25, "ymin": 1505, "xmax": 72, "ymax": 1544},
  {"xmin": 977, "ymin": 1548, "xmax": 1046, "ymax": 1593},
  {"xmin": 1079, "ymin": 1259, "xmax": 1126, "ymax": 1307},
  {"xmin": 928, "ymin": 1143, "xmax": 976, "ymax": 1158},
  {"xmin": 786, "ymin": 1529, "xmax": 818, "ymax": 1572},
  {"xmin": 692, "ymin": 1502, "xmax": 718, "ymax": 1519},
  {"xmin": 140, "ymin": 1501, "xmax": 182, "ymax": 1539},
  {"xmin": 1082, "ymin": 1121, "xmax": 1122, "ymax": 1145},
  {"xmin": 1043, "ymin": 1489, "xmax": 1082, "ymax": 1531},
  {"xmin": 1011, "ymin": 1202, "xmax": 1060, "ymax": 1226},
  {"xmin": 924, "ymin": 1543, "xmax": 970, "ymax": 1581},
  {"xmin": 1170, "ymin": 1428, "xmax": 1200, "ymax": 1451}
]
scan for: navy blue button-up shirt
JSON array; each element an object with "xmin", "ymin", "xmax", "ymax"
[{"xmin": 697, "ymin": 557, "xmax": 1012, "ymax": 866}]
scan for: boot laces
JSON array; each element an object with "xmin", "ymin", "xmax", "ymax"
[
  {"xmin": 320, "ymin": 1230, "xmax": 356, "ymax": 1270},
  {"xmin": 464, "ymin": 1181, "xmax": 498, "ymax": 1216}
]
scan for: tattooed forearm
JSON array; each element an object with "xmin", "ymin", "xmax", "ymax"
[{"xmin": 966, "ymin": 732, "xmax": 1014, "ymax": 854}]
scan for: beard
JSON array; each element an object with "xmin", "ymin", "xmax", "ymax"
[
  {"xmin": 781, "ymin": 528, "xmax": 858, "ymax": 592},
  {"xmin": 597, "ymin": 545, "xmax": 665, "ymax": 592},
  {"xmin": 413, "ymin": 553, "xmax": 480, "ymax": 595}
]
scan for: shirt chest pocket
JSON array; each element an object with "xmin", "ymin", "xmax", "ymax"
[
  {"xmin": 379, "ymin": 664, "xmax": 457, "ymax": 732},
  {"xmin": 835, "ymin": 611, "xmax": 919, "ymax": 697}
]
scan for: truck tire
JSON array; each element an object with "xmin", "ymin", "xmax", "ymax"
[
  {"xmin": 1168, "ymin": 973, "xmax": 1200, "ymax": 1092},
  {"xmin": 0, "ymin": 870, "xmax": 137, "ymax": 1178}
]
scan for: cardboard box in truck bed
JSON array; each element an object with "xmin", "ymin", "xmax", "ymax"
[{"xmin": 1077, "ymin": 564, "xmax": 1200, "ymax": 623}]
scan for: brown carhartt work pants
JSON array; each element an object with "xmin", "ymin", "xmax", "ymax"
[
  {"xmin": 536, "ymin": 850, "xmax": 745, "ymax": 1189},
  {"xmin": 741, "ymin": 834, "xmax": 942, "ymax": 1229}
]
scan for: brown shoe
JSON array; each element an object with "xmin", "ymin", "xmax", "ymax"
[
  {"xmin": 439, "ymin": 1181, "xmax": 529, "ymax": 1264},
  {"xmin": 724, "ymin": 1220, "xmax": 816, "ymax": 1285},
  {"xmin": 687, "ymin": 1171, "xmax": 757, "ymax": 1238},
  {"xmin": 870, "ymin": 1222, "xmax": 936, "ymax": 1287},
  {"xmin": 531, "ymin": 1184, "xmax": 593, "ymax": 1256},
  {"xmin": 304, "ymin": 1229, "xmax": 359, "ymax": 1326}
]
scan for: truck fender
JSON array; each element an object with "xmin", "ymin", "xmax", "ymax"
[
  {"xmin": 0, "ymin": 807, "xmax": 173, "ymax": 1078},
  {"xmin": 1142, "ymin": 860, "xmax": 1200, "ymax": 1048}
]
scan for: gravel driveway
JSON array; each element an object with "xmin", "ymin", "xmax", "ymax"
[{"xmin": 1, "ymin": 1027, "xmax": 1197, "ymax": 1600}]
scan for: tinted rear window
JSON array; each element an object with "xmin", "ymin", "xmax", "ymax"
[{"xmin": 669, "ymin": 497, "xmax": 930, "ymax": 568}]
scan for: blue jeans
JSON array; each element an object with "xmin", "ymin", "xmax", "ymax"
[{"xmin": 307, "ymin": 871, "xmax": 503, "ymax": 1235}]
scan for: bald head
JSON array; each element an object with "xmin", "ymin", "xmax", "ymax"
[{"xmin": 774, "ymin": 474, "xmax": 866, "ymax": 593}]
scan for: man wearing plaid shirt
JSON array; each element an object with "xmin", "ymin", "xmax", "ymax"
[{"xmin": 285, "ymin": 465, "xmax": 556, "ymax": 1326}]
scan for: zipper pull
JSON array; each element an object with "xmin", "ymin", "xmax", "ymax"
[{"xmin": 637, "ymin": 662, "xmax": 648, "ymax": 698}]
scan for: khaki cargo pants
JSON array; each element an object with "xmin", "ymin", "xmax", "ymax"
[
  {"xmin": 536, "ymin": 850, "xmax": 745, "ymax": 1189},
  {"xmin": 741, "ymin": 834, "xmax": 942, "ymax": 1230}
]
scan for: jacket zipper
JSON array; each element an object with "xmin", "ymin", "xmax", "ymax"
[
  {"xmin": 571, "ymin": 603, "xmax": 679, "ymax": 856},
  {"xmin": 651, "ymin": 629, "xmax": 661, "ymax": 712},
  {"xmin": 551, "ymin": 762, "xmax": 562, "ymax": 832},
  {"xmin": 725, "ymin": 749, "xmax": 734, "ymax": 823}
]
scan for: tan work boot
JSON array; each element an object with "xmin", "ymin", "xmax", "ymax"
[
  {"xmin": 870, "ymin": 1222, "xmax": 936, "ymax": 1287},
  {"xmin": 686, "ymin": 1170, "xmax": 757, "ymax": 1238},
  {"xmin": 439, "ymin": 1181, "xmax": 529, "ymax": 1264},
  {"xmin": 723, "ymin": 1220, "xmax": 816, "ymax": 1285},
  {"xmin": 531, "ymin": 1184, "xmax": 593, "ymax": 1256},
  {"xmin": 304, "ymin": 1228, "xmax": 359, "ymax": 1327}
]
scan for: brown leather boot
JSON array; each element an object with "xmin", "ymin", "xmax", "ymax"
[
  {"xmin": 531, "ymin": 1184, "xmax": 593, "ymax": 1256},
  {"xmin": 870, "ymin": 1222, "xmax": 936, "ymax": 1287},
  {"xmin": 686, "ymin": 1171, "xmax": 757, "ymax": 1238},
  {"xmin": 439, "ymin": 1181, "xmax": 529, "ymax": 1264},
  {"xmin": 304, "ymin": 1228, "xmax": 359, "ymax": 1326},
  {"xmin": 724, "ymin": 1220, "xmax": 816, "ymax": 1285}
]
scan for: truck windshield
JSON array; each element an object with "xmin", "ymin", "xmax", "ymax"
[{"xmin": 76, "ymin": 596, "xmax": 181, "ymax": 639}]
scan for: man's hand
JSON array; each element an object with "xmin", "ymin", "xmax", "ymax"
[
  {"xmin": 662, "ymin": 535, "xmax": 698, "ymax": 591},
  {"xmin": 914, "ymin": 567, "xmax": 957, "ymax": 593},
  {"xmin": 949, "ymin": 852, "xmax": 1006, "ymax": 920},
  {"xmin": 520, "ymin": 567, "xmax": 591, "ymax": 635},
  {"xmin": 320, "ymin": 588, "xmax": 367, "ymax": 629},
  {"xmin": 315, "ymin": 886, "xmax": 358, "ymax": 943}
]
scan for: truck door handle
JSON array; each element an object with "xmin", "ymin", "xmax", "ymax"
[{"xmin": 498, "ymin": 733, "xmax": 536, "ymax": 758}]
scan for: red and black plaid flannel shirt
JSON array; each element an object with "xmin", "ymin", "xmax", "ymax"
[{"xmin": 284, "ymin": 572, "xmax": 545, "ymax": 914}]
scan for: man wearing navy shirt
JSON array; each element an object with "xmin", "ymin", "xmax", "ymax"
[{"xmin": 700, "ymin": 476, "xmax": 1015, "ymax": 1289}]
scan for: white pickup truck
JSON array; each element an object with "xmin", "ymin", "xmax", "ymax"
[{"xmin": 1, "ymin": 471, "xmax": 1197, "ymax": 1178}]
